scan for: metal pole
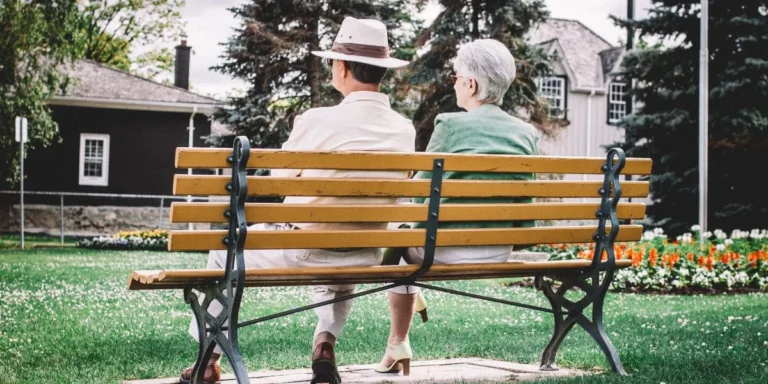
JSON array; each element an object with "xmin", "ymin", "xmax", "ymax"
[
  {"xmin": 627, "ymin": 0, "xmax": 634, "ymax": 50},
  {"xmin": 20, "ymin": 131, "xmax": 24, "ymax": 250},
  {"xmin": 187, "ymin": 107, "xmax": 197, "ymax": 231},
  {"xmin": 60, "ymin": 194, "xmax": 64, "ymax": 245},
  {"xmin": 699, "ymin": 0, "xmax": 709, "ymax": 244},
  {"xmin": 625, "ymin": 0, "xmax": 635, "ymax": 217},
  {"xmin": 158, "ymin": 197, "xmax": 164, "ymax": 229}
]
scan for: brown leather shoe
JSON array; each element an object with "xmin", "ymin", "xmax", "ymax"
[
  {"xmin": 311, "ymin": 342, "xmax": 341, "ymax": 384},
  {"xmin": 179, "ymin": 362, "xmax": 221, "ymax": 384}
]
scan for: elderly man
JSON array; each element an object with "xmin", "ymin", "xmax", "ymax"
[{"xmin": 180, "ymin": 17, "xmax": 415, "ymax": 384}]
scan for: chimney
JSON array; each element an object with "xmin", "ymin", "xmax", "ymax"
[{"xmin": 175, "ymin": 35, "xmax": 191, "ymax": 90}]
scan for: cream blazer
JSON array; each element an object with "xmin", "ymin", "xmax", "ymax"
[{"xmin": 271, "ymin": 91, "xmax": 416, "ymax": 230}]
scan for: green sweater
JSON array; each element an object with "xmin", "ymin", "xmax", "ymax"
[{"xmin": 414, "ymin": 103, "xmax": 539, "ymax": 229}]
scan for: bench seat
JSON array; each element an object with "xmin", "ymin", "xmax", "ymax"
[{"xmin": 128, "ymin": 259, "xmax": 632, "ymax": 290}]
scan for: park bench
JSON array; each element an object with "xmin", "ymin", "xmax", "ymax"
[{"xmin": 127, "ymin": 136, "xmax": 652, "ymax": 383}]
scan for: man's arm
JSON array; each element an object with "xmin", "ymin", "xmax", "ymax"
[{"xmin": 271, "ymin": 114, "xmax": 310, "ymax": 178}]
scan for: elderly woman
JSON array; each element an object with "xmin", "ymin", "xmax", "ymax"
[{"xmin": 373, "ymin": 39, "xmax": 539, "ymax": 375}]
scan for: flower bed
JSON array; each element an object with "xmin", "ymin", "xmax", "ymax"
[
  {"xmin": 532, "ymin": 227, "xmax": 768, "ymax": 293},
  {"xmin": 76, "ymin": 230, "xmax": 168, "ymax": 251}
]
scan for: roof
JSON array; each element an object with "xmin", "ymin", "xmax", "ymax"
[
  {"xmin": 599, "ymin": 47, "xmax": 625, "ymax": 81},
  {"xmin": 49, "ymin": 60, "xmax": 220, "ymax": 113},
  {"xmin": 528, "ymin": 18, "xmax": 616, "ymax": 89}
]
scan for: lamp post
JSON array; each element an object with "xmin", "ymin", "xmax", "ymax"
[{"xmin": 698, "ymin": 0, "xmax": 709, "ymax": 244}]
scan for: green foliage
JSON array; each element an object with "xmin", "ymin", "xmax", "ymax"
[
  {"xmin": 404, "ymin": 0, "xmax": 556, "ymax": 150},
  {"xmin": 612, "ymin": 1, "xmax": 768, "ymax": 235},
  {"xmin": 0, "ymin": 0, "xmax": 79, "ymax": 187},
  {"xmin": 212, "ymin": 0, "xmax": 421, "ymax": 149},
  {"xmin": 73, "ymin": 0, "xmax": 185, "ymax": 80}
]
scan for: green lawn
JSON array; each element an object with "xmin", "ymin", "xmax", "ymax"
[
  {"xmin": 0, "ymin": 248, "xmax": 766, "ymax": 383},
  {"xmin": 0, "ymin": 233, "xmax": 77, "ymax": 249}
]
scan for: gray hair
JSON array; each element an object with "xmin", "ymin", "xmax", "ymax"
[{"xmin": 453, "ymin": 39, "xmax": 516, "ymax": 106}]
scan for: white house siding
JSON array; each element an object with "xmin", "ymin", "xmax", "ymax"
[{"xmin": 539, "ymin": 91, "xmax": 624, "ymax": 182}]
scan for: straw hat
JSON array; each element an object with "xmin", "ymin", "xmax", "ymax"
[{"xmin": 311, "ymin": 17, "xmax": 409, "ymax": 68}]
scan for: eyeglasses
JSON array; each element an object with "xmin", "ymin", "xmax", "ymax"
[{"xmin": 450, "ymin": 74, "xmax": 467, "ymax": 83}]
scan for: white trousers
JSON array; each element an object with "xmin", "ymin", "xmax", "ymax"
[
  {"xmin": 388, "ymin": 246, "xmax": 512, "ymax": 294},
  {"xmin": 189, "ymin": 223, "xmax": 383, "ymax": 353}
]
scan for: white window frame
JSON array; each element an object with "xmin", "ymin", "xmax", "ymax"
[
  {"xmin": 537, "ymin": 77, "xmax": 566, "ymax": 118},
  {"xmin": 78, "ymin": 133, "xmax": 110, "ymax": 186},
  {"xmin": 608, "ymin": 82, "xmax": 627, "ymax": 124}
]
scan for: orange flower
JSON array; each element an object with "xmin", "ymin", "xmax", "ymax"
[
  {"xmin": 687, "ymin": 252, "xmax": 695, "ymax": 262},
  {"xmin": 649, "ymin": 252, "xmax": 658, "ymax": 267},
  {"xmin": 698, "ymin": 256, "xmax": 705, "ymax": 267},
  {"xmin": 706, "ymin": 256, "xmax": 714, "ymax": 271}
]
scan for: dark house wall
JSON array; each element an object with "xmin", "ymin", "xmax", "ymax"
[{"xmin": 7, "ymin": 105, "xmax": 212, "ymax": 206}]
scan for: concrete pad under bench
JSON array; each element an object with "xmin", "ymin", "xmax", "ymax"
[{"xmin": 124, "ymin": 358, "xmax": 588, "ymax": 384}]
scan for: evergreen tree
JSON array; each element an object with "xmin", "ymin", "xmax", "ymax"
[
  {"xmin": 404, "ymin": 0, "xmax": 555, "ymax": 151},
  {"xmin": 212, "ymin": 0, "xmax": 419, "ymax": 148},
  {"xmin": 613, "ymin": 1, "xmax": 768, "ymax": 235}
]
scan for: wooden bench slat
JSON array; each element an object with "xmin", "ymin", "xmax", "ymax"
[
  {"xmin": 170, "ymin": 202, "xmax": 647, "ymax": 223},
  {"xmin": 168, "ymin": 225, "xmax": 643, "ymax": 251},
  {"xmin": 176, "ymin": 148, "xmax": 653, "ymax": 175},
  {"xmin": 173, "ymin": 176, "xmax": 651, "ymax": 198},
  {"xmin": 128, "ymin": 259, "xmax": 634, "ymax": 290}
]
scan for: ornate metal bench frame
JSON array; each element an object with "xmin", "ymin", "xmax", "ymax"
[{"xmin": 185, "ymin": 136, "xmax": 629, "ymax": 383}]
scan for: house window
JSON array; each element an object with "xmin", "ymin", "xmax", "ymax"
[
  {"xmin": 609, "ymin": 82, "xmax": 627, "ymax": 123},
  {"xmin": 537, "ymin": 77, "xmax": 566, "ymax": 118},
  {"xmin": 79, "ymin": 134, "xmax": 110, "ymax": 186}
]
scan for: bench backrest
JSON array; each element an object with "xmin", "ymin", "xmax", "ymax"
[{"xmin": 167, "ymin": 143, "xmax": 652, "ymax": 252}]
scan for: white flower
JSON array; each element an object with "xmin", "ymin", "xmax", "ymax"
[
  {"xmin": 691, "ymin": 224, "xmax": 701, "ymax": 231},
  {"xmin": 724, "ymin": 239, "xmax": 734, "ymax": 246},
  {"xmin": 716, "ymin": 244, "xmax": 726, "ymax": 251}
]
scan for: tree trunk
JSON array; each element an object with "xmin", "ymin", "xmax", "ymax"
[{"xmin": 308, "ymin": 17, "xmax": 322, "ymax": 108}]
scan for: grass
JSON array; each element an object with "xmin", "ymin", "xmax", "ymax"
[
  {"xmin": 0, "ymin": 248, "xmax": 766, "ymax": 384},
  {"xmin": 0, "ymin": 233, "xmax": 77, "ymax": 249}
]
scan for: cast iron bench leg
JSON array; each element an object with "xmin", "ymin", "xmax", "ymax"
[
  {"xmin": 537, "ymin": 148, "xmax": 629, "ymax": 376},
  {"xmin": 186, "ymin": 284, "xmax": 250, "ymax": 384},
  {"xmin": 536, "ymin": 274, "xmax": 627, "ymax": 375}
]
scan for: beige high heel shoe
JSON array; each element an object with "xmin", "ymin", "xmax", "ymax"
[
  {"xmin": 415, "ymin": 291, "xmax": 428, "ymax": 323},
  {"xmin": 373, "ymin": 340, "xmax": 413, "ymax": 375}
]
